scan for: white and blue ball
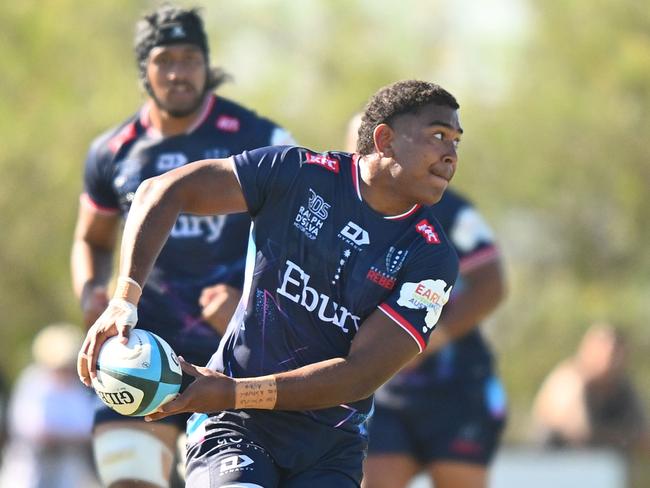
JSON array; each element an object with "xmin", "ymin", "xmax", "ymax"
[{"xmin": 92, "ymin": 329, "xmax": 182, "ymax": 417}]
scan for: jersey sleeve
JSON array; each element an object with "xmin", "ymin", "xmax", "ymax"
[
  {"xmin": 82, "ymin": 138, "xmax": 120, "ymax": 213},
  {"xmin": 448, "ymin": 204, "xmax": 499, "ymax": 273},
  {"xmin": 377, "ymin": 245, "xmax": 459, "ymax": 352},
  {"xmin": 231, "ymin": 145, "xmax": 302, "ymax": 217}
]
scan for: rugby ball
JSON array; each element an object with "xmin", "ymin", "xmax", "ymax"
[{"xmin": 92, "ymin": 329, "xmax": 182, "ymax": 416}]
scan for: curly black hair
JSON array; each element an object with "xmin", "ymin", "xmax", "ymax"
[
  {"xmin": 134, "ymin": 4, "xmax": 229, "ymax": 95},
  {"xmin": 356, "ymin": 80, "xmax": 459, "ymax": 155}
]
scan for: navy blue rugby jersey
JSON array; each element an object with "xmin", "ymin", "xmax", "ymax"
[
  {"xmin": 378, "ymin": 189, "xmax": 501, "ymax": 400},
  {"xmin": 82, "ymin": 94, "xmax": 294, "ymax": 363},
  {"xmin": 209, "ymin": 146, "xmax": 459, "ymax": 434}
]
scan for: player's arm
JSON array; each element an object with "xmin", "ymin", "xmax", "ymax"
[
  {"xmin": 77, "ymin": 157, "xmax": 247, "ymax": 385},
  {"xmin": 118, "ymin": 158, "xmax": 247, "ymax": 286},
  {"xmin": 199, "ymin": 126, "xmax": 295, "ymax": 333},
  {"xmin": 145, "ymin": 308, "xmax": 421, "ymax": 419},
  {"xmin": 71, "ymin": 198, "xmax": 120, "ymax": 327},
  {"xmin": 420, "ymin": 256, "xmax": 505, "ymax": 354}
]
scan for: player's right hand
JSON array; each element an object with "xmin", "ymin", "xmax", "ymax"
[{"xmin": 77, "ymin": 298, "xmax": 138, "ymax": 387}]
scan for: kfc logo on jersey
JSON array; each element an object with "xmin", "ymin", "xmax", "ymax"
[
  {"xmin": 397, "ymin": 279, "xmax": 452, "ymax": 331},
  {"xmin": 305, "ymin": 152, "xmax": 340, "ymax": 173},
  {"xmin": 294, "ymin": 189, "xmax": 331, "ymax": 240},
  {"xmin": 216, "ymin": 115, "xmax": 241, "ymax": 132},
  {"xmin": 277, "ymin": 260, "xmax": 361, "ymax": 334},
  {"xmin": 156, "ymin": 153, "xmax": 188, "ymax": 171},
  {"xmin": 415, "ymin": 219, "xmax": 441, "ymax": 244},
  {"xmin": 338, "ymin": 221, "xmax": 370, "ymax": 249}
]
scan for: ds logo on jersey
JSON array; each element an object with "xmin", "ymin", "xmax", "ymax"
[
  {"xmin": 294, "ymin": 189, "xmax": 331, "ymax": 240},
  {"xmin": 397, "ymin": 279, "xmax": 452, "ymax": 331}
]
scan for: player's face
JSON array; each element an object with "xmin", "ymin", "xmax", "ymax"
[
  {"xmin": 389, "ymin": 103, "xmax": 462, "ymax": 206},
  {"xmin": 146, "ymin": 44, "xmax": 208, "ymax": 117}
]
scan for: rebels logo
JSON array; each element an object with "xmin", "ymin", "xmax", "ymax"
[
  {"xmin": 415, "ymin": 219, "xmax": 441, "ymax": 244},
  {"xmin": 305, "ymin": 152, "xmax": 340, "ymax": 173},
  {"xmin": 366, "ymin": 268, "xmax": 396, "ymax": 290}
]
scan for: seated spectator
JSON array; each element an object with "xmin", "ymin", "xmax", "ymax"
[{"xmin": 532, "ymin": 322, "xmax": 647, "ymax": 453}]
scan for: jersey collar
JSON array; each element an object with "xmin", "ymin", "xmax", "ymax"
[{"xmin": 139, "ymin": 94, "xmax": 215, "ymax": 138}]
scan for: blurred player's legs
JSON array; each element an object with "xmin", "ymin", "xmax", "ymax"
[
  {"xmin": 361, "ymin": 455, "xmax": 419, "ymax": 488},
  {"xmin": 94, "ymin": 421, "xmax": 180, "ymax": 488},
  {"xmin": 364, "ymin": 378, "xmax": 505, "ymax": 488},
  {"xmin": 428, "ymin": 462, "xmax": 487, "ymax": 488}
]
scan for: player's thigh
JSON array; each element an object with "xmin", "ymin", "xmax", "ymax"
[
  {"xmin": 94, "ymin": 420, "xmax": 180, "ymax": 488},
  {"xmin": 427, "ymin": 461, "xmax": 487, "ymax": 488},
  {"xmin": 185, "ymin": 436, "xmax": 280, "ymax": 488},
  {"xmin": 362, "ymin": 454, "xmax": 420, "ymax": 488}
]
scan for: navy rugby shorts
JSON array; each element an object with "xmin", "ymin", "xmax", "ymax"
[
  {"xmin": 367, "ymin": 376, "xmax": 506, "ymax": 465},
  {"xmin": 184, "ymin": 410, "xmax": 364, "ymax": 487}
]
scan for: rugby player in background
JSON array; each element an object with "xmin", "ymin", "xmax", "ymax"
[{"xmin": 71, "ymin": 5, "xmax": 294, "ymax": 487}]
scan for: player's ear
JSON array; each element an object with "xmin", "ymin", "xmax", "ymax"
[{"xmin": 373, "ymin": 123, "xmax": 395, "ymax": 158}]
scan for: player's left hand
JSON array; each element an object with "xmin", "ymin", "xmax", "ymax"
[{"xmin": 144, "ymin": 357, "xmax": 235, "ymax": 422}]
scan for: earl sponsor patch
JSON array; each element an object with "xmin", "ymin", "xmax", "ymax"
[{"xmin": 397, "ymin": 279, "xmax": 452, "ymax": 331}]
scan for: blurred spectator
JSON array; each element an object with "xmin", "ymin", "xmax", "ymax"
[
  {"xmin": 0, "ymin": 323, "xmax": 98, "ymax": 488},
  {"xmin": 532, "ymin": 322, "xmax": 648, "ymax": 453}
]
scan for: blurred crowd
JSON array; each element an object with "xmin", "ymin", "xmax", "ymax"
[{"xmin": 0, "ymin": 323, "xmax": 99, "ymax": 488}]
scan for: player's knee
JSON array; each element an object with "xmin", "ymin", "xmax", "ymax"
[{"xmin": 94, "ymin": 428, "xmax": 175, "ymax": 488}]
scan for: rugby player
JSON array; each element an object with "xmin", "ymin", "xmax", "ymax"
[
  {"xmin": 79, "ymin": 80, "xmax": 461, "ymax": 487},
  {"xmin": 71, "ymin": 5, "xmax": 293, "ymax": 487}
]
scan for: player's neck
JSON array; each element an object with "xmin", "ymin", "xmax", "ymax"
[
  {"xmin": 146, "ymin": 95, "xmax": 211, "ymax": 137},
  {"xmin": 358, "ymin": 155, "xmax": 418, "ymax": 216}
]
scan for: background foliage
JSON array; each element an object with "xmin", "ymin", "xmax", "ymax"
[{"xmin": 1, "ymin": 0, "xmax": 648, "ymax": 456}]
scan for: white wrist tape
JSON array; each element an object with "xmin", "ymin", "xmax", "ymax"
[
  {"xmin": 114, "ymin": 276, "xmax": 142, "ymax": 304},
  {"xmin": 107, "ymin": 298, "xmax": 138, "ymax": 329}
]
